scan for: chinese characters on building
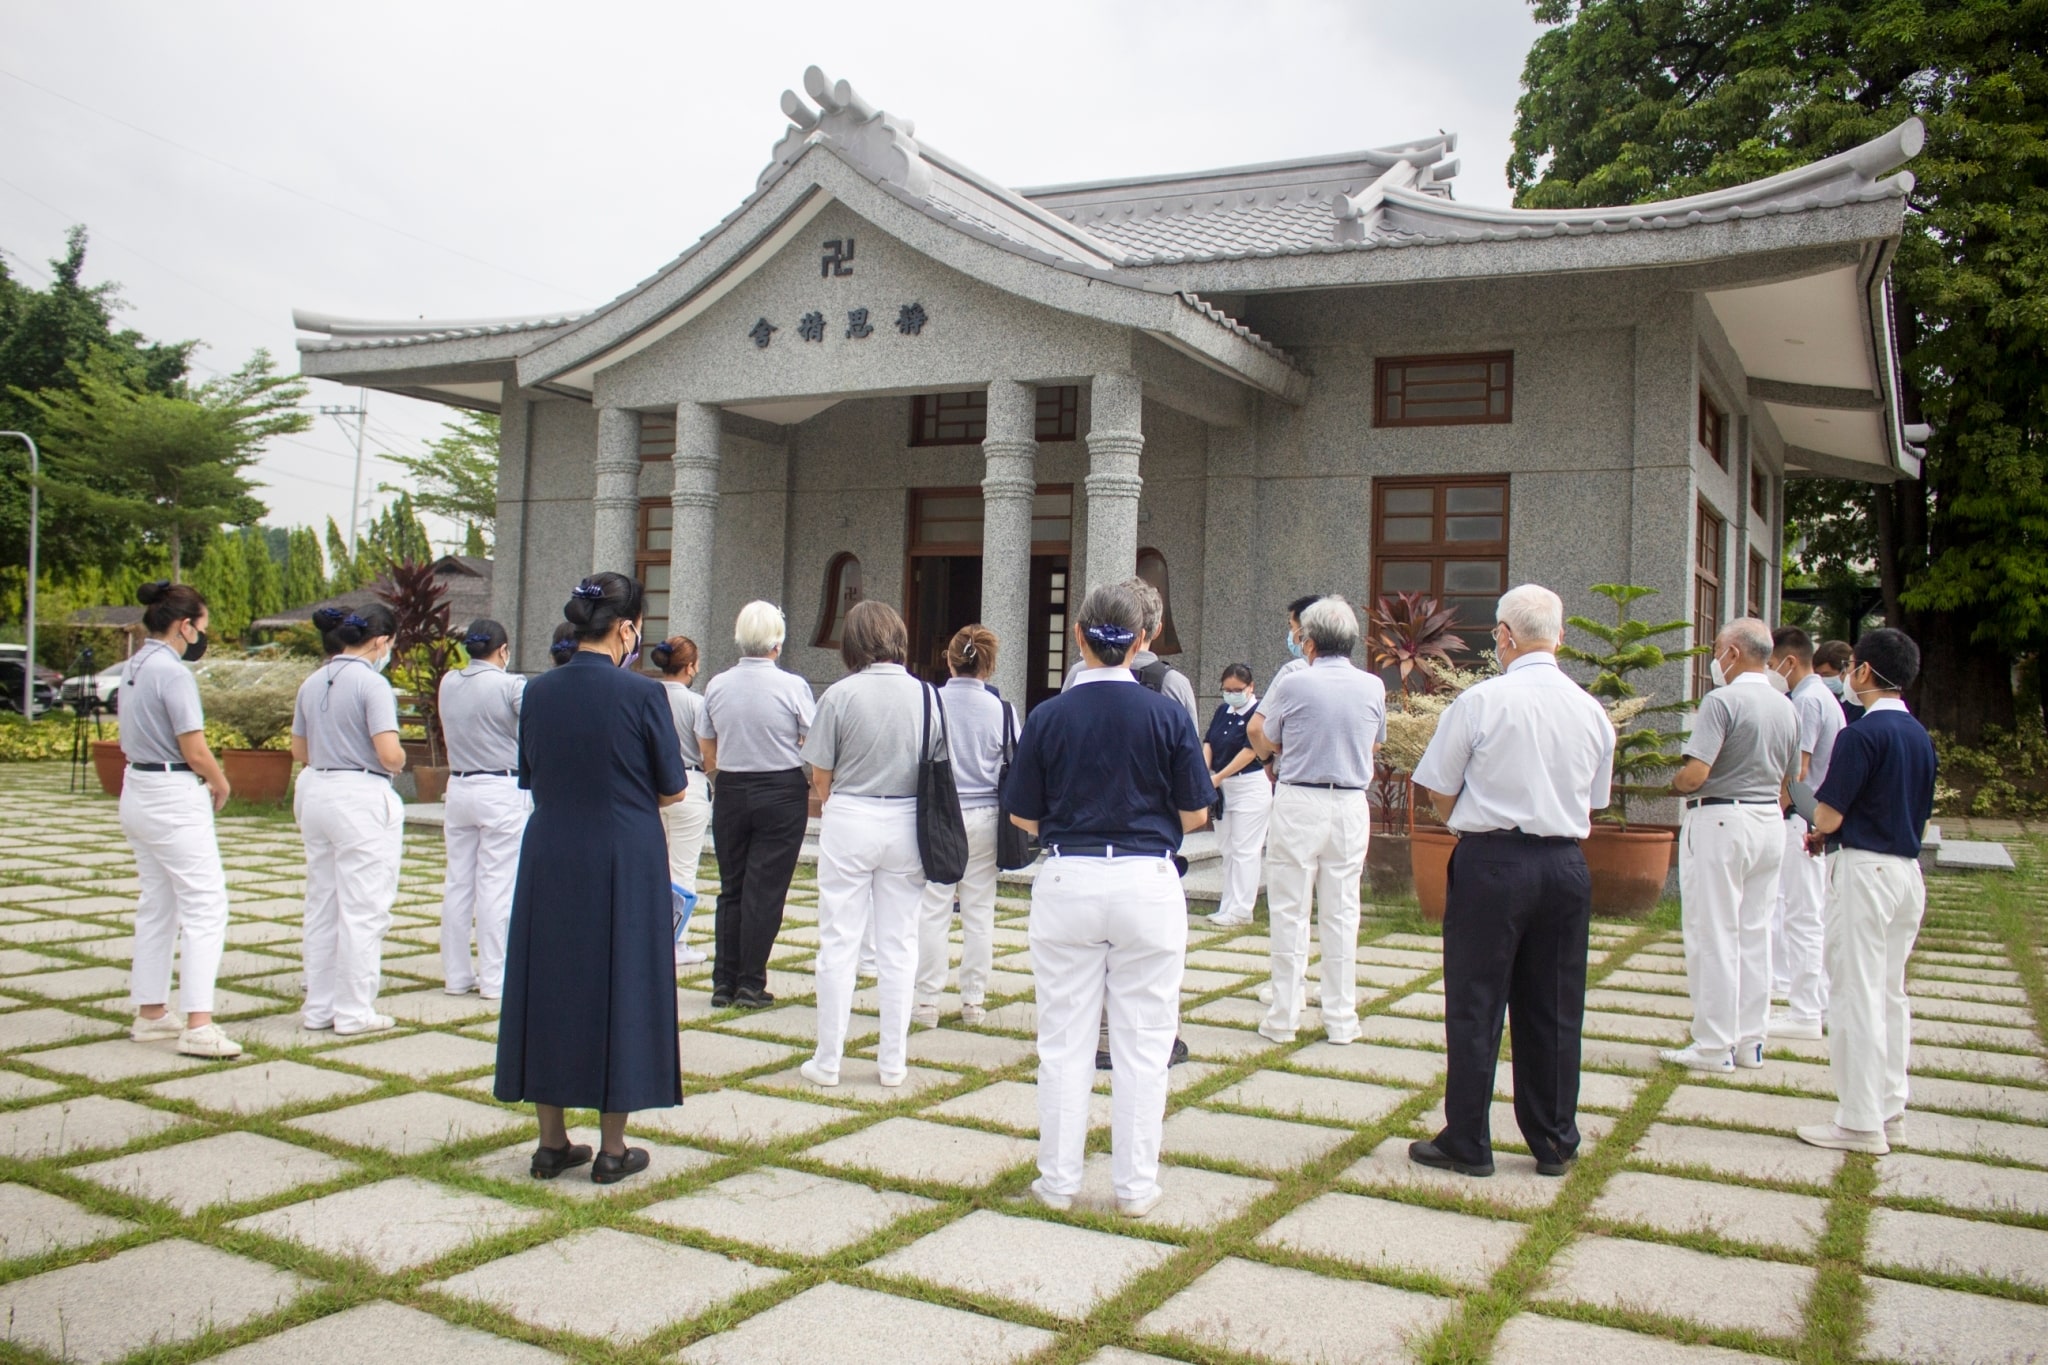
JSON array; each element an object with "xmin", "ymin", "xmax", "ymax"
[{"xmin": 745, "ymin": 240, "xmax": 932, "ymax": 350}]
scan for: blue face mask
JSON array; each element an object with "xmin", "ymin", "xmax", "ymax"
[{"xmin": 1285, "ymin": 630, "xmax": 1304, "ymax": 660}]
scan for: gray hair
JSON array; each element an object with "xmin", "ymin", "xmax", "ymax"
[
  {"xmin": 734, "ymin": 600, "xmax": 786, "ymax": 656},
  {"xmin": 1076, "ymin": 583, "xmax": 1145, "ymax": 667},
  {"xmin": 1118, "ymin": 575, "xmax": 1163, "ymax": 636},
  {"xmin": 1496, "ymin": 584, "xmax": 1564, "ymax": 644},
  {"xmin": 1299, "ymin": 594, "xmax": 1360, "ymax": 659},
  {"xmin": 1721, "ymin": 617, "xmax": 1773, "ymax": 663}
]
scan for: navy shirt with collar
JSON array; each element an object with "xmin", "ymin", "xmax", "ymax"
[
  {"xmin": 1813, "ymin": 699, "xmax": 1937, "ymax": 858},
  {"xmin": 1003, "ymin": 668, "xmax": 1214, "ymax": 854},
  {"xmin": 1203, "ymin": 701, "xmax": 1265, "ymax": 775}
]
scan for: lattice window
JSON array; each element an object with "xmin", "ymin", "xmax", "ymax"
[{"xmin": 1375, "ymin": 353, "xmax": 1513, "ymax": 427}]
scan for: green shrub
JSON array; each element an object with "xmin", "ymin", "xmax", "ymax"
[
  {"xmin": 0, "ymin": 714, "xmax": 107, "ymax": 762},
  {"xmin": 1931, "ymin": 719, "xmax": 2048, "ymax": 818}
]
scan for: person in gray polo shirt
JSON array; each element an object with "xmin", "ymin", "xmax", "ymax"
[{"xmin": 1664, "ymin": 617, "xmax": 1800, "ymax": 1073}]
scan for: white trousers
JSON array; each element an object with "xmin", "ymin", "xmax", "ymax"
[
  {"xmin": 1826, "ymin": 848, "xmax": 1924, "ymax": 1131},
  {"xmin": 1215, "ymin": 771, "xmax": 1273, "ymax": 920},
  {"xmin": 813, "ymin": 795, "xmax": 925, "ymax": 1078},
  {"xmin": 120, "ymin": 768, "xmax": 230, "ymax": 1016},
  {"xmin": 1031, "ymin": 854, "xmax": 1186, "ymax": 1201},
  {"xmin": 916, "ymin": 804, "xmax": 1000, "ymax": 1007},
  {"xmin": 661, "ymin": 778, "xmax": 713, "ymax": 894},
  {"xmin": 1679, "ymin": 803, "xmax": 1783, "ymax": 1054},
  {"xmin": 1263, "ymin": 785, "xmax": 1367, "ymax": 1041},
  {"xmin": 296, "ymin": 769, "xmax": 403, "ymax": 1031},
  {"xmin": 440, "ymin": 773, "xmax": 529, "ymax": 996},
  {"xmin": 1774, "ymin": 812, "xmax": 1831, "ymax": 1024}
]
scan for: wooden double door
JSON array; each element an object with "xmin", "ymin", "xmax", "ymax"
[{"xmin": 905, "ymin": 486, "xmax": 1073, "ymax": 710}]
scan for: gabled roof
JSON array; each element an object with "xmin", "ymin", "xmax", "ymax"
[{"xmin": 294, "ymin": 310, "xmax": 586, "ymax": 353}]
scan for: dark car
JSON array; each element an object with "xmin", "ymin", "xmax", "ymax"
[{"xmin": 0, "ymin": 660, "xmax": 62, "ymax": 715}]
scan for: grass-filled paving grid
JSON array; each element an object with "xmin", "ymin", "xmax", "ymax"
[{"xmin": 0, "ymin": 762, "xmax": 2040, "ymax": 1362}]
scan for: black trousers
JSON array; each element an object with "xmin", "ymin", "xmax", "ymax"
[
  {"xmin": 1435, "ymin": 831, "xmax": 1593, "ymax": 1167},
  {"xmin": 709, "ymin": 768, "xmax": 809, "ymax": 994}
]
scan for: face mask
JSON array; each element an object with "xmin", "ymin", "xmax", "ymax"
[
  {"xmin": 620, "ymin": 626, "xmax": 640, "ymax": 670},
  {"xmin": 1766, "ymin": 665, "xmax": 1790, "ymax": 695},
  {"xmin": 1285, "ymin": 630, "xmax": 1303, "ymax": 660},
  {"xmin": 180, "ymin": 628, "xmax": 208, "ymax": 663},
  {"xmin": 1224, "ymin": 690, "xmax": 1253, "ymax": 712},
  {"xmin": 1821, "ymin": 675, "xmax": 1845, "ymax": 698},
  {"xmin": 371, "ymin": 646, "xmax": 391, "ymax": 674},
  {"xmin": 1840, "ymin": 667, "xmax": 1866, "ymax": 710},
  {"xmin": 1709, "ymin": 654, "xmax": 1729, "ymax": 689}
]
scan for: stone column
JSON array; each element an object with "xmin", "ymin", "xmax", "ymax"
[
  {"xmin": 591, "ymin": 406, "xmax": 642, "ymax": 577},
  {"xmin": 491, "ymin": 394, "xmax": 532, "ymax": 668},
  {"xmin": 669, "ymin": 401, "xmax": 723, "ymax": 649},
  {"xmin": 1083, "ymin": 373, "xmax": 1144, "ymax": 593},
  {"xmin": 979, "ymin": 381, "xmax": 1038, "ymax": 706}
]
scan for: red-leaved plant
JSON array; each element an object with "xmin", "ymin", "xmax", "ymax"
[
  {"xmin": 1367, "ymin": 592, "xmax": 1469, "ymax": 697},
  {"xmin": 374, "ymin": 561, "xmax": 459, "ymax": 765}
]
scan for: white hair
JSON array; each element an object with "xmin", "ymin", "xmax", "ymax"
[
  {"xmin": 1299, "ymin": 594, "xmax": 1360, "ymax": 657},
  {"xmin": 1721, "ymin": 616, "xmax": 1773, "ymax": 663},
  {"xmin": 734, "ymin": 600, "xmax": 786, "ymax": 656},
  {"xmin": 1496, "ymin": 584, "xmax": 1564, "ymax": 644}
]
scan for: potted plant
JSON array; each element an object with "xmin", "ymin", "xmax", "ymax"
[
  {"xmin": 1377, "ymin": 658, "xmax": 1494, "ymax": 921},
  {"xmin": 196, "ymin": 661, "xmax": 313, "ymax": 803},
  {"xmin": 1364, "ymin": 593, "xmax": 1471, "ymax": 901},
  {"xmin": 1557, "ymin": 583, "xmax": 1705, "ymax": 918},
  {"xmin": 376, "ymin": 561, "xmax": 461, "ymax": 803}
]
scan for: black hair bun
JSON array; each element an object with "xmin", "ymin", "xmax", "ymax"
[
  {"xmin": 650, "ymin": 641, "xmax": 674, "ymax": 665},
  {"xmin": 312, "ymin": 607, "xmax": 346, "ymax": 630},
  {"xmin": 136, "ymin": 580, "xmax": 171, "ymax": 606}
]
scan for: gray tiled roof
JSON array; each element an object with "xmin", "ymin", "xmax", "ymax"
[{"xmin": 292, "ymin": 311, "xmax": 586, "ymax": 353}]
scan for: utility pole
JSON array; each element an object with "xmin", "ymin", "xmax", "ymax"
[
  {"xmin": 318, "ymin": 388, "xmax": 371, "ymax": 552},
  {"xmin": 0, "ymin": 432, "xmax": 38, "ymax": 717}
]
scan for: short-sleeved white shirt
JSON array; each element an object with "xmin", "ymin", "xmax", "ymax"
[
  {"xmin": 293, "ymin": 656, "xmax": 401, "ymax": 772},
  {"xmin": 1790, "ymin": 671, "xmax": 1847, "ymax": 788},
  {"xmin": 118, "ymin": 640, "xmax": 203, "ymax": 765},
  {"xmin": 1411, "ymin": 653, "xmax": 1616, "ymax": 838}
]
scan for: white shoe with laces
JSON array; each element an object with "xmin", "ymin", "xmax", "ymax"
[
  {"xmin": 1733, "ymin": 1040, "xmax": 1766, "ymax": 1070},
  {"xmin": 176, "ymin": 1023, "xmax": 243, "ymax": 1059},
  {"xmin": 910, "ymin": 1004, "xmax": 941, "ymax": 1029},
  {"xmin": 1767, "ymin": 1011, "xmax": 1824, "ymax": 1041},
  {"xmin": 1028, "ymin": 1178, "xmax": 1073, "ymax": 1211},
  {"xmin": 959, "ymin": 1002, "xmax": 987, "ymax": 1026},
  {"xmin": 674, "ymin": 946, "xmax": 708, "ymax": 966},
  {"xmin": 334, "ymin": 1014, "xmax": 396, "ymax": 1037},
  {"xmin": 1660, "ymin": 1043, "xmax": 1735, "ymax": 1073},
  {"xmin": 1797, "ymin": 1122, "xmax": 1888, "ymax": 1155},
  {"xmin": 1117, "ymin": 1189, "xmax": 1165, "ymax": 1218},
  {"xmin": 131, "ymin": 1013, "xmax": 184, "ymax": 1043},
  {"xmin": 1884, "ymin": 1114, "xmax": 1905, "ymax": 1143},
  {"xmin": 799, "ymin": 1059, "xmax": 839, "ymax": 1088}
]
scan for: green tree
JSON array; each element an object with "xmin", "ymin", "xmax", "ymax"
[
  {"xmin": 324, "ymin": 517, "xmax": 359, "ymax": 593},
  {"xmin": 189, "ymin": 526, "xmax": 254, "ymax": 642},
  {"xmin": 356, "ymin": 492, "xmax": 434, "ymax": 576},
  {"xmin": 282, "ymin": 526, "xmax": 326, "ymax": 607},
  {"xmin": 1510, "ymin": 0, "xmax": 2048, "ymax": 740},
  {"xmin": 378, "ymin": 411, "xmax": 499, "ymax": 548},
  {"xmin": 245, "ymin": 526, "xmax": 283, "ymax": 622},
  {"xmin": 462, "ymin": 521, "xmax": 487, "ymax": 557}
]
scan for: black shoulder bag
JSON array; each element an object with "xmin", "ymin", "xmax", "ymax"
[
  {"xmin": 916, "ymin": 683, "xmax": 970, "ymax": 883},
  {"xmin": 994, "ymin": 701, "xmax": 1037, "ymax": 870}
]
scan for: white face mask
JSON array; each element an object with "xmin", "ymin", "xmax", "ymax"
[
  {"xmin": 1840, "ymin": 667, "xmax": 1865, "ymax": 710},
  {"xmin": 1709, "ymin": 654, "xmax": 1729, "ymax": 689},
  {"xmin": 373, "ymin": 649, "xmax": 390, "ymax": 674},
  {"xmin": 1224, "ymin": 689, "xmax": 1253, "ymax": 712},
  {"xmin": 1766, "ymin": 664, "xmax": 1791, "ymax": 694},
  {"xmin": 1822, "ymin": 674, "xmax": 1846, "ymax": 698}
]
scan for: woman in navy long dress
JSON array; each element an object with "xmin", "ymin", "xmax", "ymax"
[{"xmin": 495, "ymin": 572, "xmax": 688, "ymax": 1184}]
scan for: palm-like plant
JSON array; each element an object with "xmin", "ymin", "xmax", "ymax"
[
  {"xmin": 1367, "ymin": 592, "xmax": 1470, "ymax": 697},
  {"xmin": 1556, "ymin": 583, "xmax": 1707, "ymax": 825},
  {"xmin": 374, "ymin": 561, "xmax": 460, "ymax": 766}
]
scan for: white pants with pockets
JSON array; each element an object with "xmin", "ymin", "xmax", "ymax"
[
  {"xmin": 813, "ymin": 795, "xmax": 926, "ymax": 1079},
  {"xmin": 1679, "ymin": 803, "xmax": 1783, "ymax": 1055},
  {"xmin": 296, "ymin": 769, "xmax": 403, "ymax": 1032},
  {"xmin": 1262, "ymin": 784, "xmax": 1368, "ymax": 1042},
  {"xmin": 440, "ymin": 773, "xmax": 530, "ymax": 997},
  {"xmin": 121, "ymin": 768, "xmax": 231, "ymax": 1017},
  {"xmin": 916, "ymin": 804, "xmax": 1000, "ymax": 1008},
  {"xmin": 662, "ymin": 778, "xmax": 713, "ymax": 894},
  {"xmin": 1214, "ymin": 771, "xmax": 1273, "ymax": 921},
  {"xmin": 1773, "ymin": 812, "xmax": 1831, "ymax": 1024},
  {"xmin": 1825, "ymin": 847, "xmax": 1925, "ymax": 1131}
]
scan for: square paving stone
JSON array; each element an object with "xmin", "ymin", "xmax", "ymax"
[
  {"xmin": 1582, "ymin": 1009, "xmax": 1688, "ymax": 1043},
  {"xmin": 1909, "ymin": 1043, "xmax": 2048, "ymax": 1083},
  {"xmin": 0, "ymin": 1006, "xmax": 118, "ymax": 1051},
  {"xmin": 1053, "ymin": 1151, "xmax": 1273, "ymax": 1228},
  {"xmin": 379, "ymin": 988, "xmax": 498, "ymax": 1026},
  {"xmin": 234, "ymin": 1175, "xmax": 545, "ymax": 1272},
  {"xmin": 1176, "ymin": 1020, "xmax": 1285, "ymax": 1060},
  {"xmin": 1259, "ymin": 1190, "xmax": 1524, "ymax": 1286},
  {"xmin": 1632, "ymin": 1122, "xmax": 1845, "ymax": 1187},
  {"xmin": 0, "ymin": 1238, "xmax": 306, "ymax": 1363},
  {"xmin": 1894, "ymin": 1110, "xmax": 2048, "ymax": 1166},
  {"xmin": 1491, "ymin": 1313, "xmax": 1781, "ymax": 1364},
  {"xmin": 1191, "ymin": 995, "xmax": 1315, "ymax": 1029},
  {"xmin": 1912, "ymin": 1018, "xmax": 2039, "ymax": 1051},
  {"xmin": 1859, "ymin": 1273, "xmax": 2048, "ymax": 1365},
  {"xmin": 1662, "ymin": 1085, "xmax": 1832, "ymax": 1132},
  {"xmin": 1591, "ymin": 1171, "xmax": 1827, "ymax": 1250},
  {"xmin": 1876, "ymin": 1151, "xmax": 2048, "ymax": 1215},
  {"xmin": 679, "ymin": 1030, "xmax": 803, "ymax": 1077},
  {"xmin": 643, "ymin": 1165, "xmax": 934, "ymax": 1255},
  {"xmin": 872, "ymin": 1208, "xmax": 1175, "ymax": 1319},
  {"xmin": 927, "ymin": 1079, "xmax": 1111, "ymax": 1133},
  {"xmin": 1584, "ymin": 988, "xmax": 1696, "ymax": 1019},
  {"xmin": 433, "ymin": 1226, "xmax": 781, "ymax": 1341},
  {"xmin": 1866, "ymin": 1206, "xmax": 2048, "ymax": 1289},
  {"xmin": 1342, "ymin": 1136, "xmax": 1564, "ymax": 1210},
  {"xmin": 895, "ymin": 1026, "xmax": 1036, "ymax": 1071},
  {"xmin": 1533, "ymin": 1234, "xmax": 1815, "ymax": 1336},
  {"xmin": 714, "ymin": 1004, "xmax": 874, "ymax": 1045},
  {"xmin": 633, "ymin": 1089, "xmax": 846, "ymax": 1146},
  {"xmin": 1493, "ymin": 1065, "xmax": 1644, "ymax": 1112},
  {"xmin": 221, "ymin": 1012, "xmax": 361, "ymax": 1050},
  {"xmin": 288, "ymin": 1091, "xmax": 523, "ymax": 1155},
  {"xmin": 0, "ymin": 948, "xmax": 70, "ymax": 975},
  {"xmin": 1358, "ymin": 1013, "xmax": 1448, "ymax": 1048},
  {"xmin": 1208, "ymin": 1070, "xmax": 1410, "ymax": 1126},
  {"xmin": 0, "ymin": 1067, "xmax": 61, "ymax": 1101},
  {"xmin": 0, "ymin": 1094, "xmax": 184, "ymax": 1158},
  {"xmin": 19, "ymin": 1037, "xmax": 215, "ymax": 1082},
  {"xmin": 0, "ymin": 1182, "xmax": 133, "ymax": 1260},
  {"xmin": 203, "ymin": 1300, "xmax": 566, "ymax": 1364},
  {"xmin": 677, "ymin": 1280, "xmax": 1053, "ymax": 1365},
  {"xmin": 75, "ymin": 1130, "xmax": 352, "ymax": 1213},
  {"xmin": 1163, "ymin": 1108, "xmax": 1352, "ymax": 1173},
  {"xmin": 326, "ymin": 1030, "xmax": 498, "ymax": 1079},
  {"xmin": 755, "ymin": 1059, "xmax": 955, "ymax": 1103},
  {"xmin": 466, "ymin": 1127, "xmax": 715, "ymax": 1195},
  {"xmin": 1290, "ymin": 1041, "xmax": 1445, "ymax": 1085},
  {"xmin": 0, "ymin": 916, "xmax": 122, "ymax": 943},
  {"xmin": 806, "ymin": 1116, "xmax": 1036, "ymax": 1187},
  {"xmin": 1908, "ymin": 1076, "xmax": 2048, "ymax": 1124},
  {"xmin": 147, "ymin": 1058, "xmax": 379, "ymax": 1114},
  {"xmin": 1411, "ymin": 1101, "xmax": 1615, "ymax": 1152},
  {"xmin": 1138, "ymin": 1255, "xmax": 1454, "ymax": 1364}
]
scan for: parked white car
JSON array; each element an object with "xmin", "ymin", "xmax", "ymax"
[{"xmin": 59, "ymin": 672, "xmax": 122, "ymax": 712}]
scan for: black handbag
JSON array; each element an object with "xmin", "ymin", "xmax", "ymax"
[
  {"xmin": 916, "ymin": 683, "xmax": 970, "ymax": 883},
  {"xmin": 995, "ymin": 702, "xmax": 1037, "ymax": 870}
]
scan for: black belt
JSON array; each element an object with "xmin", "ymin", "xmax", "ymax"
[
  {"xmin": 452, "ymin": 769, "xmax": 515, "ymax": 778},
  {"xmin": 1463, "ymin": 828, "xmax": 1579, "ymax": 847},
  {"xmin": 1685, "ymin": 797, "xmax": 1779, "ymax": 810},
  {"xmin": 128, "ymin": 761, "xmax": 192, "ymax": 773},
  {"xmin": 1046, "ymin": 843, "xmax": 1172, "ymax": 859},
  {"xmin": 1283, "ymin": 781, "xmax": 1364, "ymax": 791},
  {"xmin": 314, "ymin": 767, "xmax": 391, "ymax": 779}
]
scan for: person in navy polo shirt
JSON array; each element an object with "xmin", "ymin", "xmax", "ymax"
[
  {"xmin": 1004, "ymin": 582, "xmax": 1214, "ymax": 1219},
  {"xmin": 1794, "ymin": 628, "xmax": 1937, "ymax": 1155}
]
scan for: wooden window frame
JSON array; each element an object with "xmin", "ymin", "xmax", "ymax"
[
  {"xmin": 638, "ymin": 412, "xmax": 676, "ymax": 463},
  {"xmin": 1694, "ymin": 499, "xmax": 1724, "ymax": 698},
  {"xmin": 1747, "ymin": 547, "xmax": 1768, "ymax": 621},
  {"xmin": 1369, "ymin": 474, "xmax": 1511, "ymax": 657},
  {"xmin": 1698, "ymin": 389, "xmax": 1727, "ymax": 469},
  {"xmin": 1750, "ymin": 467, "xmax": 1769, "ymax": 518},
  {"xmin": 636, "ymin": 498, "xmax": 673, "ymax": 652},
  {"xmin": 1374, "ymin": 352, "xmax": 1514, "ymax": 428},
  {"xmin": 909, "ymin": 386, "xmax": 1081, "ymax": 448}
]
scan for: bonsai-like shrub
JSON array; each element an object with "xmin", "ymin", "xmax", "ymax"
[
  {"xmin": 195, "ymin": 659, "xmax": 314, "ymax": 750},
  {"xmin": 1377, "ymin": 657, "xmax": 1497, "ymax": 830},
  {"xmin": 1556, "ymin": 583, "xmax": 1704, "ymax": 826}
]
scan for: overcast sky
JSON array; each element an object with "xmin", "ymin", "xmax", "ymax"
[{"xmin": 0, "ymin": 0, "xmax": 1548, "ymax": 549}]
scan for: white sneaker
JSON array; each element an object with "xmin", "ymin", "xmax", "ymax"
[
  {"xmin": 1733, "ymin": 1040, "xmax": 1766, "ymax": 1070},
  {"xmin": 1206, "ymin": 912, "xmax": 1251, "ymax": 927},
  {"xmin": 131, "ymin": 1013, "xmax": 184, "ymax": 1043},
  {"xmin": 959, "ymin": 1002, "xmax": 987, "ymax": 1026},
  {"xmin": 1660, "ymin": 1043, "xmax": 1735, "ymax": 1073},
  {"xmin": 1767, "ymin": 1011, "xmax": 1824, "ymax": 1041},
  {"xmin": 1118, "ymin": 1189, "xmax": 1164, "ymax": 1218},
  {"xmin": 301, "ymin": 1016, "xmax": 334, "ymax": 1031},
  {"xmin": 1028, "ymin": 1178, "xmax": 1073, "ymax": 1211},
  {"xmin": 878, "ymin": 1068, "xmax": 907, "ymax": 1088},
  {"xmin": 1884, "ymin": 1114, "xmax": 1906, "ymax": 1142},
  {"xmin": 1797, "ymin": 1122, "xmax": 1888, "ymax": 1155},
  {"xmin": 910, "ymin": 1004, "xmax": 941, "ymax": 1029},
  {"xmin": 799, "ymin": 1059, "xmax": 840, "ymax": 1088},
  {"xmin": 333, "ymin": 1014, "xmax": 396, "ymax": 1037},
  {"xmin": 675, "ymin": 946, "xmax": 708, "ymax": 966},
  {"xmin": 1257, "ymin": 1023, "xmax": 1297, "ymax": 1045},
  {"xmin": 442, "ymin": 980, "xmax": 477, "ymax": 996},
  {"xmin": 176, "ymin": 1023, "xmax": 243, "ymax": 1059}
]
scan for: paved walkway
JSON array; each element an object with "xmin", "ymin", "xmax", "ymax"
[{"xmin": 0, "ymin": 762, "xmax": 2042, "ymax": 1364}]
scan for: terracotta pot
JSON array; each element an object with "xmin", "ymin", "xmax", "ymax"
[
  {"xmin": 90, "ymin": 739, "xmax": 124, "ymax": 797},
  {"xmin": 412, "ymin": 765, "xmax": 450, "ymax": 804},
  {"xmin": 1367, "ymin": 832, "xmax": 1414, "ymax": 898},
  {"xmin": 221, "ymin": 749, "xmax": 294, "ymax": 804},
  {"xmin": 1410, "ymin": 829, "xmax": 1458, "ymax": 924},
  {"xmin": 1579, "ymin": 824, "xmax": 1677, "ymax": 919}
]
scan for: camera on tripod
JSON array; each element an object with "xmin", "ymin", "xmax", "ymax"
[{"xmin": 71, "ymin": 646, "xmax": 99, "ymax": 718}]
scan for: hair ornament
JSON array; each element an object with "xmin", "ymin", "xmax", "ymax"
[
  {"xmin": 464, "ymin": 631, "xmax": 494, "ymax": 649},
  {"xmin": 1084, "ymin": 623, "xmax": 1136, "ymax": 649},
  {"xmin": 571, "ymin": 581, "xmax": 605, "ymax": 601},
  {"xmin": 312, "ymin": 607, "xmax": 345, "ymax": 629},
  {"xmin": 549, "ymin": 636, "xmax": 577, "ymax": 661},
  {"xmin": 343, "ymin": 613, "xmax": 370, "ymax": 630}
]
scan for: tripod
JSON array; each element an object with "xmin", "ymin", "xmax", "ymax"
[{"xmin": 66, "ymin": 646, "xmax": 104, "ymax": 794}]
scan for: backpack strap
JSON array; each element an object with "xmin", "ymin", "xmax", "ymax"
[{"xmin": 1136, "ymin": 659, "xmax": 1169, "ymax": 692}]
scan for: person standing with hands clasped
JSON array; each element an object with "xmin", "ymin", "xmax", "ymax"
[
  {"xmin": 914, "ymin": 624, "xmax": 1009, "ymax": 1028},
  {"xmin": 293, "ymin": 605, "xmax": 408, "ymax": 1036},
  {"xmin": 651, "ymin": 635, "xmax": 711, "ymax": 969},
  {"xmin": 120, "ymin": 581, "xmax": 241, "ymax": 1059},
  {"xmin": 438, "ymin": 619, "xmax": 529, "ymax": 1000},
  {"xmin": 1794, "ymin": 628, "xmax": 1936, "ymax": 1155},
  {"xmin": 1663, "ymin": 618, "xmax": 1800, "ymax": 1074},
  {"xmin": 1203, "ymin": 663, "xmax": 1271, "ymax": 929},
  {"xmin": 1408, "ymin": 585, "xmax": 1613, "ymax": 1177},
  {"xmin": 1005, "ymin": 583, "xmax": 1213, "ymax": 1218}
]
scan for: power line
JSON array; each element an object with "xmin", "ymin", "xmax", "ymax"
[{"xmin": 0, "ymin": 66, "xmax": 574, "ymax": 294}]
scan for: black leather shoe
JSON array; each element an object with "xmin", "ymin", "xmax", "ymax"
[
  {"xmin": 1408, "ymin": 1139, "xmax": 1494, "ymax": 1177},
  {"xmin": 591, "ymin": 1147, "xmax": 650, "ymax": 1184},
  {"xmin": 1534, "ymin": 1154, "xmax": 1578, "ymax": 1178},
  {"xmin": 1168, "ymin": 1036, "xmax": 1190, "ymax": 1067},
  {"xmin": 710, "ymin": 989, "xmax": 734, "ymax": 1009},
  {"xmin": 530, "ymin": 1142, "xmax": 592, "ymax": 1179},
  {"xmin": 1095, "ymin": 1049, "xmax": 1113, "ymax": 1071},
  {"xmin": 733, "ymin": 986, "xmax": 775, "ymax": 1009}
]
